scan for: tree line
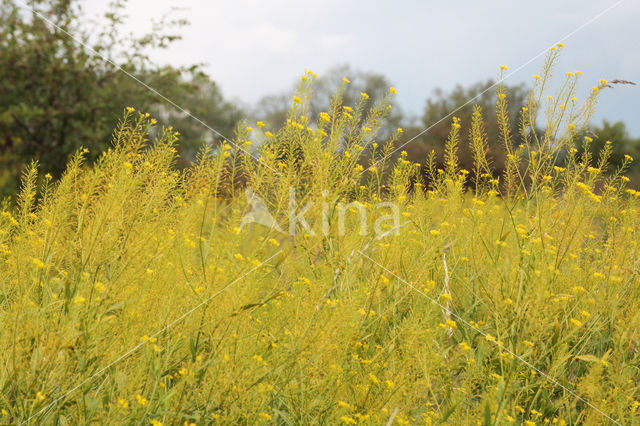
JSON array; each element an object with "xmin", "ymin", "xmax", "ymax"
[{"xmin": 1, "ymin": 0, "xmax": 638, "ymax": 198}]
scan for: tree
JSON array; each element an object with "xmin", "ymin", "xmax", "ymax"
[
  {"xmin": 582, "ymin": 120, "xmax": 640, "ymax": 184},
  {"xmin": 402, "ymin": 80, "xmax": 529, "ymax": 177},
  {"xmin": 254, "ymin": 64, "xmax": 404, "ymax": 138},
  {"xmin": 0, "ymin": 0, "xmax": 241, "ymax": 197}
]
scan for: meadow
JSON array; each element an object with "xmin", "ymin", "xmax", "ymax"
[{"xmin": 1, "ymin": 47, "xmax": 639, "ymax": 425}]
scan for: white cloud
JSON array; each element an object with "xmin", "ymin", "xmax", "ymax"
[
  {"xmin": 318, "ymin": 34, "xmax": 353, "ymax": 51},
  {"xmin": 229, "ymin": 23, "xmax": 298, "ymax": 55}
]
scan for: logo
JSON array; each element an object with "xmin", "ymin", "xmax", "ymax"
[
  {"xmin": 240, "ymin": 186, "xmax": 405, "ymax": 237},
  {"xmin": 239, "ymin": 187, "xmax": 283, "ymax": 233}
]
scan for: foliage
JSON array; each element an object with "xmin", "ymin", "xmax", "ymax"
[
  {"xmin": 254, "ymin": 64, "xmax": 404, "ymax": 140},
  {"xmin": 1, "ymin": 49, "xmax": 639, "ymax": 425},
  {"xmin": 0, "ymin": 0, "xmax": 241, "ymax": 197},
  {"xmin": 581, "ymin": 120, "xmax": 640, "ymax": 185},
  {"xmin": 403, "ymin": 79, "xmax": 530, "ymax": 178}
]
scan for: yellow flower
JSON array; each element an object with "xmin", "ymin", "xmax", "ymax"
[
  {"xmin": 73, "ymin": 296, "xmax": 86, "ymax": 304},
  {"xmin": 136, "ymin": 394, "xmax": 148, "ymax": 406},
  {"xmin": 340, "ymin": 416, "xmax": 356, "ymax": 424},
  {"xmin": 117, "ymin": 398, "xmax": 129, "ymax": 408},
  {"xmin": 32, "ymin": 258, "xmax": 46, "ymax": 269},
  {"xmin": 557, "ymin": 42, "xmax": 565, "ymax": 48},
  {"xmin": 570, "ymin": 318, "xmax": 583, "ymax": 327},
  {"xmin": 338, "ymin": 400, "xmax": 351, "ymax": 409},
  {"xmin": 342, "ymin": 77, "xmax": 350, "ymax": 84},
  {"xmin": 319, "ymin": 112, "xmax": 331, "ymax": 123},
  {"xmin": 126, "ymin": 106, "xmax": 135, "ymax": 113},
  {"xmin": 293, "ymin": 96, "xmax": 302, "ymax": 104},
  {"xmin": 389, "ymin": 86, "xmax": 397, "ymax": 94},
  {"xmin": 36, "ymin": 391, "xmax": 45, "ymax": 401},
  {"xmin": 360, "ymin": 92, "xmax": 369, "ymax": 99},
  {"xmin": 257, "ymin": 121, "xmax": 265, "ymax": 128},
  {"xmin": 499, "ymin": 65, "xmax": 508, "ymax": 71},
  {"xmin": 533, "ymin": 74, "xmax": 542, "ymax": 80},
  {"xmin": 441, "ymin": 293, "xmax": 452, "ymax": 301},
  {"xmin": 268, "ymin": 238, "xmax": 280, "ymax": 247},
  {"xmin": 258, "ymin": 413, "xmax": 272, "ymax": 420},
  {"xmin": 625, "ymin": 154, "xmax": 634, "ymax": 162}
]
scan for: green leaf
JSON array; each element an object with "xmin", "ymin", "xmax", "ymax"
[{"xmin": 484, "ymin": 401, "xmax": 492, "ymax": 426}]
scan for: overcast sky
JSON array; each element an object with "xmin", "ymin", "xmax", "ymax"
[{"xmin": 82, "ymin": 0, "xmax": 640, "ymax": 136}]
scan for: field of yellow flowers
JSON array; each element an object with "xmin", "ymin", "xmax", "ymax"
[{"xmin": 1, "ymin": 48, "xmax": 639, "ymax": 425}]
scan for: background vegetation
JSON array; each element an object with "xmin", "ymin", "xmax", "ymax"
[
  {"xmin": 0, "ymin": 0, "xmax": 241, "ymax": 197},
  {"xmin": 1, "ymin": 0, "xmax": 638, "ymax": 199}
]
